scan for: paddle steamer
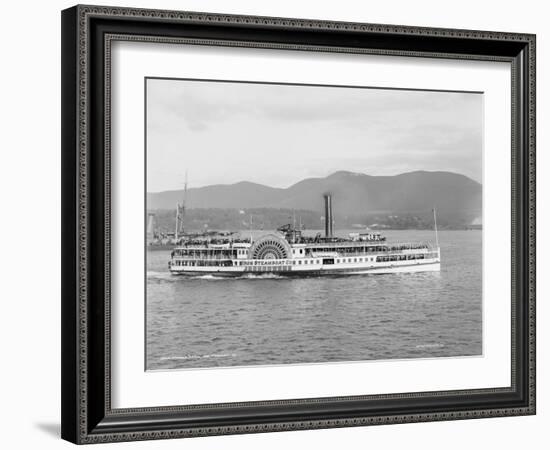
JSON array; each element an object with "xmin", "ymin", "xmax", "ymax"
[{"xmin": 168, "ymin": 194, "xmax": 440, "ymax": 276}]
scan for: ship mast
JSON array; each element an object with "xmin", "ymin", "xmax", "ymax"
[
  {"xmin": 175, "ymin": 202, "xmax": 179, "ymax": 242},
  {"xmin": 175, "ymin": 171, "xmax": 188, "ymax": 242},
  {"xmin": 292, "ymin": 210, "xmax": 296, "ymax": 243},
  {"xmin": 184, "ymin": 170, "xmax": 188, "ymax": 206},
  {"xmin": 433, "ymin": 207, "xmax": 439, "ymax": 248}
]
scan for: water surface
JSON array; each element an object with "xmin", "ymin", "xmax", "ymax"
[{"xmin": 146, "ymin": 230, "xmax": 482, "ymax": 370}]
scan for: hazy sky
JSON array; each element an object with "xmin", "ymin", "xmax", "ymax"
[{"xmin": 146, "ymin": 78, "xmax": 483, "ymax": 192}]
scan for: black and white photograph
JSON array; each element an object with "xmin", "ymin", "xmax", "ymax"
[
  {"xmin": 145, "ymin": 78, "xmax": 483, "ymax": 371},
  {"xmin": 53, "ymin": 2, "xmax": 537, "ymax": 446}
]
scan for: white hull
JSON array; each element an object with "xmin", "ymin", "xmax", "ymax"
[
  {"xmin": 169, "ymin": 258, "xmax": 440, "ymax": 277},
  {"xmin": 333, "ymin": 261, "xmax": 440, "ymax": 274}
]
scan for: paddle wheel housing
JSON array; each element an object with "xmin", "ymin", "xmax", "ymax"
[{"xmin": 249, "ymin": 234, "xmax": 291, "ymax": 260}]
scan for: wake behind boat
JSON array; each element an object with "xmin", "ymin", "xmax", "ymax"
[{"xmin": 168, "ymin": 194, "xmax": 440, "ymax": 277}]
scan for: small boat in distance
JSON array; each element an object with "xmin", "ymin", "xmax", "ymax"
[{"xmin": 168, "ymin": 194, "xmax": 441, "ymax": 277}]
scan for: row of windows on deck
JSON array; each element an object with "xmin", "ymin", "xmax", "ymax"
[
  {"xmin": 376, "ymin": 252, "xmax": 439, "ymax": 262},
  {"xmin": 234, "ymin": 253, "xmax": 437, "ymax": 266},
  {"xmin": 305, "ymin": 244, "xmax": 429, "ymax": 255},
  {"xmin": 172, "ymin": 250, "xmax": 238, "ymax": 258},
  {"xmin": 171, "ymin": 260, "xmax": 234, "ymax": 267},
  {"xmin": 171, "ymin": 252, "xmax": 438, "ymax": 267}
]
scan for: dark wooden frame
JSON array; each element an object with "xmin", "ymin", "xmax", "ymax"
[{"xmin": 61, "ymin": 4, "xmax": 536, "ymax": 444}]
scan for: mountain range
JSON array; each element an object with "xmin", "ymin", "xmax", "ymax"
[{"xmin": 147, "ymin": 171, "xmax": 482, "ymax": 218}]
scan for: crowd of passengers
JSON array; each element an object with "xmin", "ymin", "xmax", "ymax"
[{"xmin": 172, "ymin": 243, "xmax": 429, "ymax": 259}]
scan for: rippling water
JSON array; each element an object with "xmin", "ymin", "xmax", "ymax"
[{"xmin": 146, "ymin": 230, "xmax": 482, "ymax": 370}]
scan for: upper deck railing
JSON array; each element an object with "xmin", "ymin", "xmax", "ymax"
[
  {"xmin": 304, "ymin": 241, "xmax": 436, "ymax": 250},
  {"xmin": 178, "ymin": 240, "xmax": 436, "ymax": 250},
  {"xmin": 172, "ymin": 242, "xmax": 439, "ymax": 260}
]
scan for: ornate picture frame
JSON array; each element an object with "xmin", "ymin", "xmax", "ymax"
[{"xmin": 61, "ymin": 5, "xmax": 535, "ymax": 444}]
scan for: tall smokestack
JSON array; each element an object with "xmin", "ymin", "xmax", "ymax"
[{"xmin": 324, "ymin": 194, "xmax": 333, "ymax": 238}]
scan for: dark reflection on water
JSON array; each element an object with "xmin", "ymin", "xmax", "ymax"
[{"xmin": 146, "ymin": 230, "xmax": 482, "ymax": 370}]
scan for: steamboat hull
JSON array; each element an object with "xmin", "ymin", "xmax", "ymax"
[{"xmin": 169, "ymin": 259, "xmax": 440, "ymax": 277}]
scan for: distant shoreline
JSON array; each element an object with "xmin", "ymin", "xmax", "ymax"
[{"xmin": 165, "ymin": 228, "xmax": 483, "ymax": 234}]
